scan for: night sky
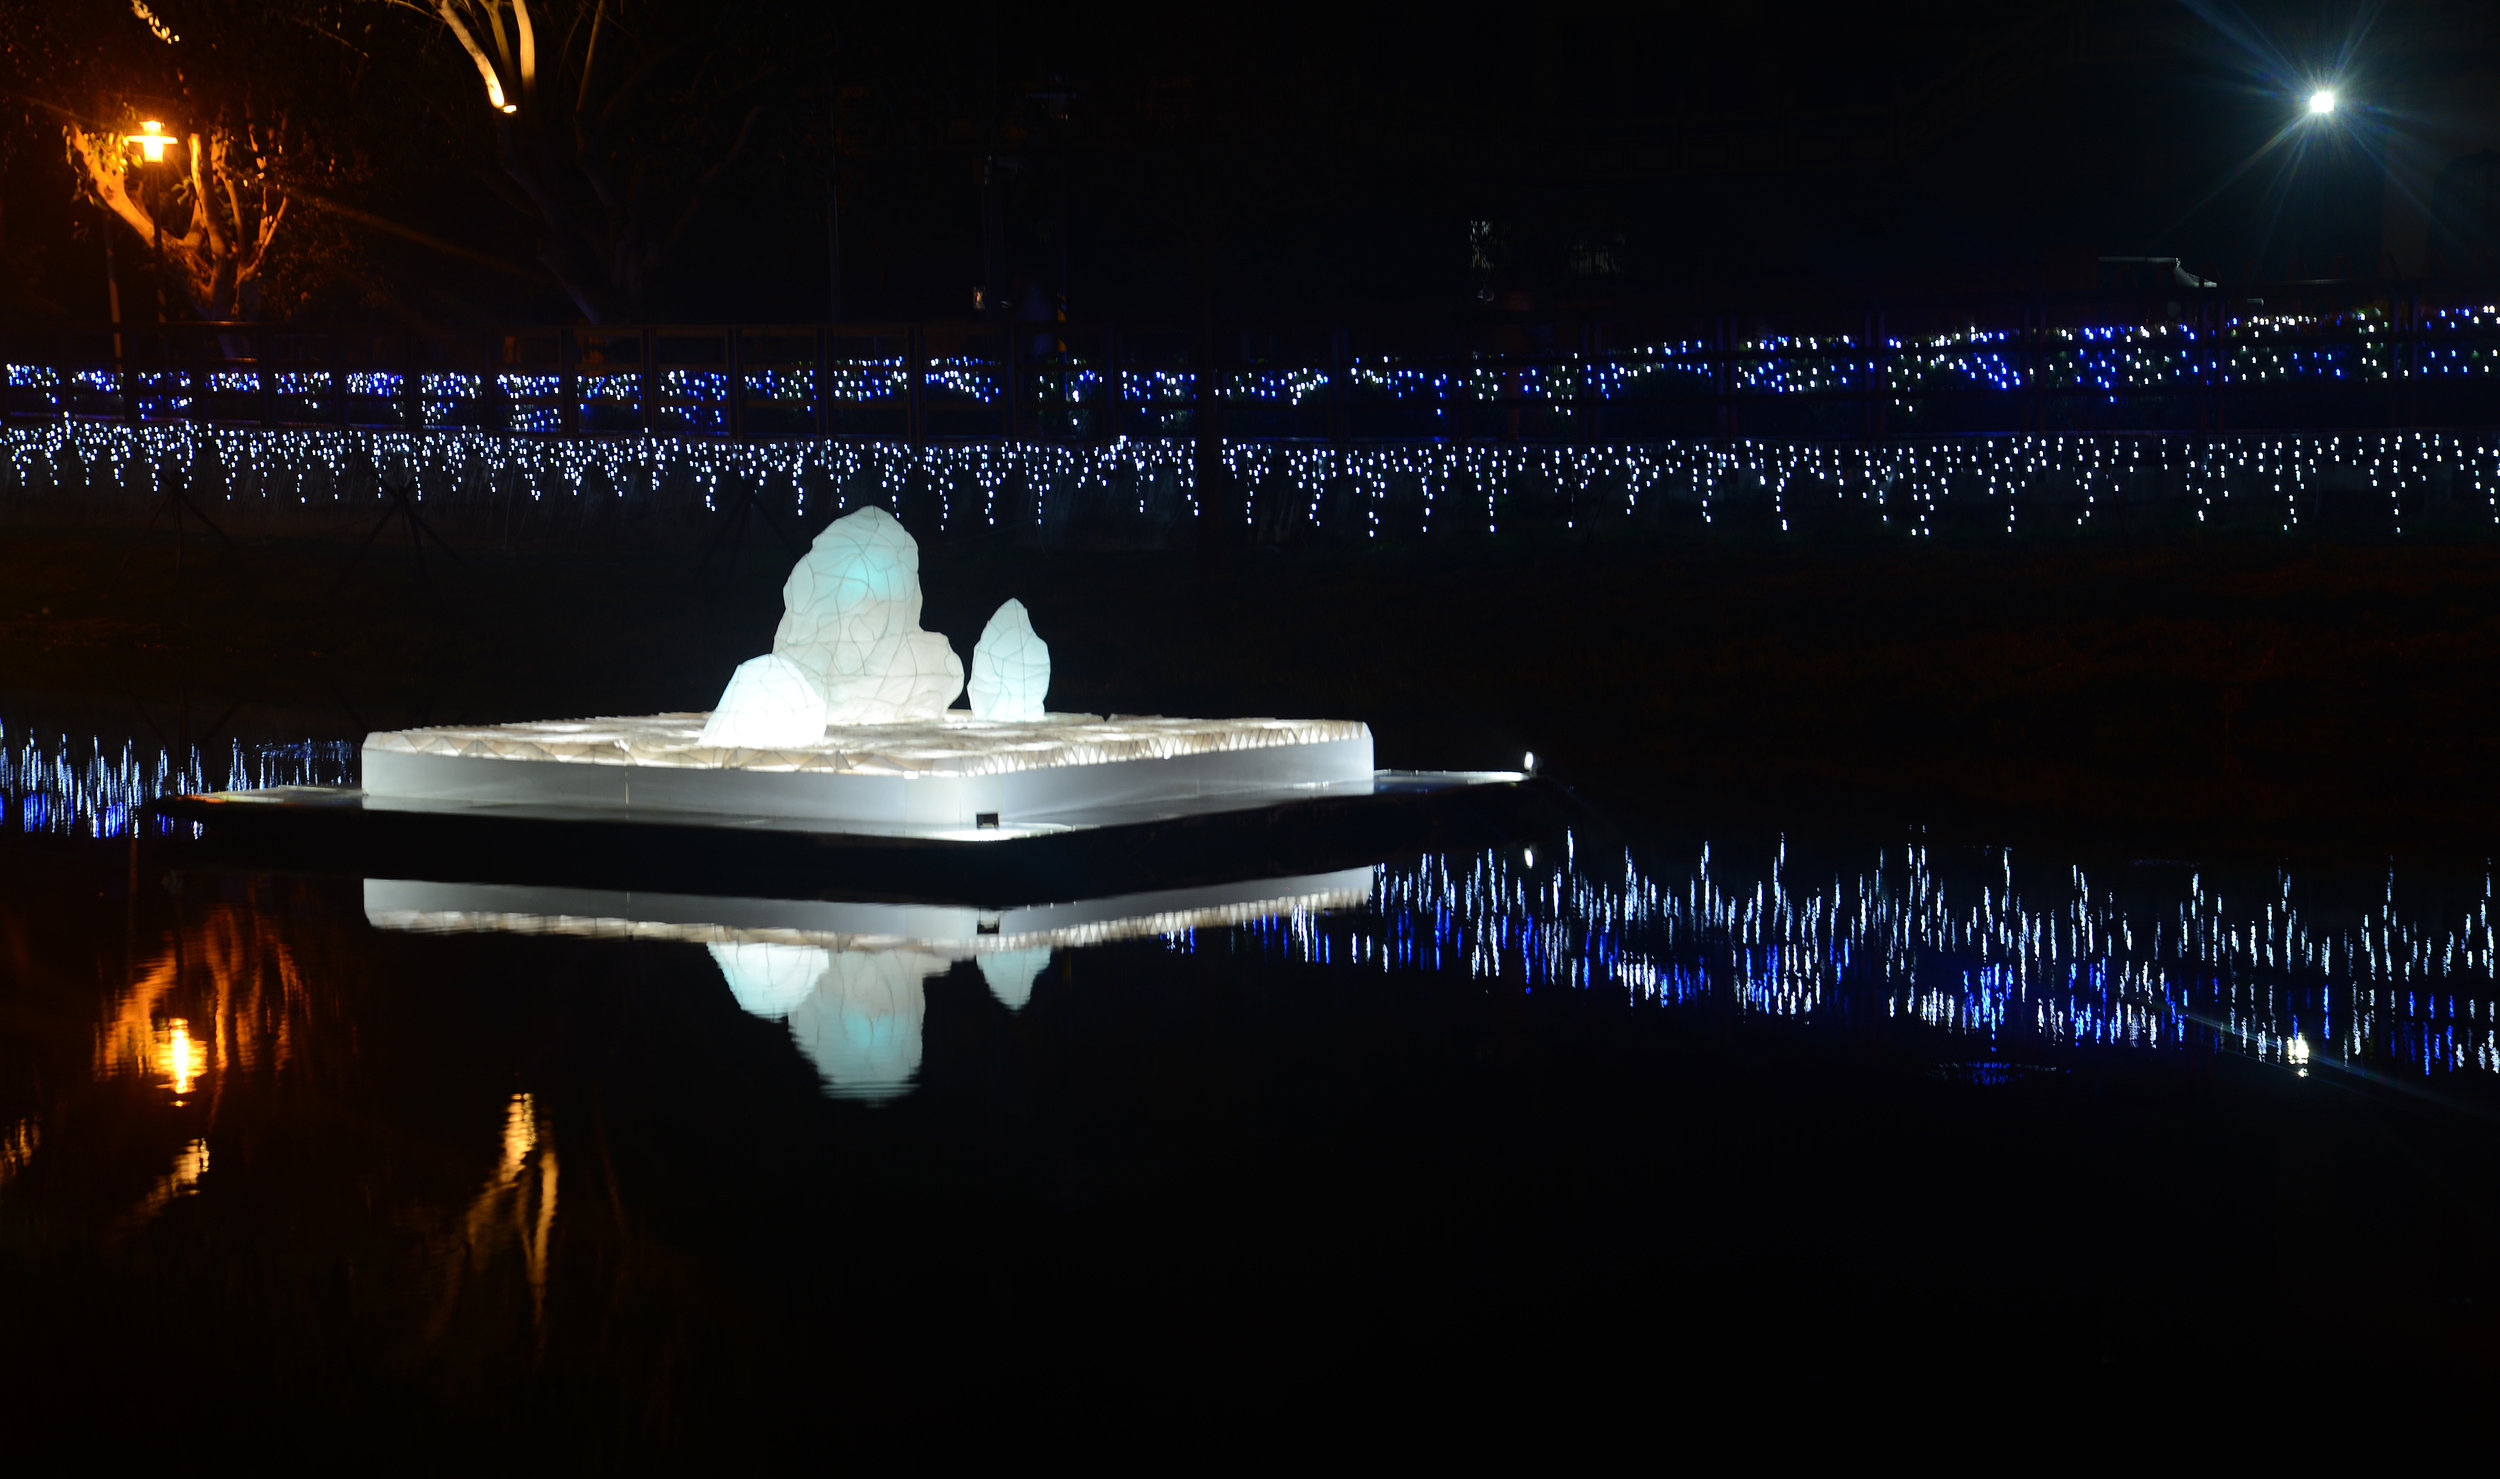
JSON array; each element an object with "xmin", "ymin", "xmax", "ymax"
[{"xmin": 0, "ymin": 2, "xmax": 2494, "ymax": 323}]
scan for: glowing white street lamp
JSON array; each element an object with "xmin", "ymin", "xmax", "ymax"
[{"xmin": 2307, "ymin": 89, "xmax": 2337, "ymax": 117}]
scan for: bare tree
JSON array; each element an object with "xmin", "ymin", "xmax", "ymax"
[{"xmin": 397, "ymin": 1, "xmax": 804, "ymax": 322}]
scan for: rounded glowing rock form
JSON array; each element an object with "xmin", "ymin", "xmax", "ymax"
[
  {"xmin": 770, "ymin": 504, "xmax": 963, "ymax": 725},
  {"xmin": 696, "ymin": 654, "xmax": 828, "ymax": 749},
  {"xmin": 966, "ymin": 598, "xmax": 1051, "ymax": 721}
]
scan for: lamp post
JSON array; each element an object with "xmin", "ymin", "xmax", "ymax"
[
  {"xmin": 121, "ymin": 120, "xmax": 175, "ymax": 322},
  {"xmin": 115, "ymin": 117, "xmax": 225, "ymax": 576}
]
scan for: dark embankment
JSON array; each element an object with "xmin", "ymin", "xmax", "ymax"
[{"xmin": 5, "ymin": 526, "xmax": 2497, "ymax": 854}]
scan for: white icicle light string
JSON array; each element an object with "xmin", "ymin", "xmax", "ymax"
[{"xmin": 1, "ymin": 421, "xmax": 2494, "ymax": 540}]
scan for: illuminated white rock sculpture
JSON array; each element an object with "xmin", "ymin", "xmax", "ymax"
[
  {"xmin": 695, "ymin": 654, "xmax": 828, "ymax": 750},
  {"xmin": 967, "ymin": 599, "xmax": 1051, "ymax": 722},
  {"xmin": 368, "ymin": 496, "xmax": 1377, "ymax": 824},
  {"xmin": 766, "ymin": 504, "xmax": 962, "ymax": 726},
  {"xmin": 976, "ymin": 947, "xmax": 1053, "ymax": 1011}
]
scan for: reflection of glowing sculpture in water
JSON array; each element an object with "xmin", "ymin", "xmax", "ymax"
[
  {"xmin": 370, "ymin": 871, "xmax": 1371, "ymax": 1102},
  {"xmin": 709, "ymin": 943, "xmax": 1058, "ymax": 1098},
  {"xmin": 977, "ymin": 949, "xmax": 1052, "ymax": 1010},
  {"xmin": 789, "ymin": 953, "xmax": 945, "ymax": 1099},
  {"xmin": 710, "ymin": 943, "xmax": 971, "ymax": 1101}
]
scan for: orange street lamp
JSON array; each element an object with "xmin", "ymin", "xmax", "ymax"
[
  {"xmin": 124, "ymin": 119, "xmax": 173, "ymax": 163},
  {"xmin": 117, "ymin": 121, "xmax": 178, "ymax": 322}
]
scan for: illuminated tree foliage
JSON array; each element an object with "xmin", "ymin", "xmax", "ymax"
[{"xmin": 0, "ymin": 0, "xmax": 367, "ymax": 320}]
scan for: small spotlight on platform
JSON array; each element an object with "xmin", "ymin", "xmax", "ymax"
[{"xmin": 2307, "ymin": 89, "xmax": 2337, "ymax": 116}]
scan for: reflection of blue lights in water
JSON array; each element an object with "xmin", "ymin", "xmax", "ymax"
[
  {"xmin": 1181, "ymin": 835, "xmax": 2500, "ymax": 1081},
  {"xmin": 0, "ymin": 725, "xmax": 356, "ymax": 838}
]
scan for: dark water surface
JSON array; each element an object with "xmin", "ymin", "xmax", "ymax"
[{"xmin": 4, "ymin": 715, "xmax": 2499, "ymax": 1454}]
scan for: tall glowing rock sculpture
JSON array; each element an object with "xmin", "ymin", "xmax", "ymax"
[
  {"xmin": 696, "ymin": 654, "xmax": 828, "ymax": 749},
  {"xmin": 765, "ymin": 504, "xmax": 962, "ymax": 726},
  {"xmin": 966, "ymin": 598, "xmax": 1051, "ymax": 722}
]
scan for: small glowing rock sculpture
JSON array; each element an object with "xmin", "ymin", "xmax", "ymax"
[
  {"xmin": 967, "ymin": 598, "xmax": 1051, "ymax": 722},
  {"xmin": 766, "ymin": 504, "xmax": 962, "ymax": 726},
  {"xmin": 696, "ymin": 654, "xmax": 828, "ymax": 750}
]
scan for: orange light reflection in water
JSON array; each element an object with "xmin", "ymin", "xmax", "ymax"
[
  {"xmin": 437, "ymin": 1093, "xmax": 560, "ymax": 1344},
  {"xmin": 96, "ymin": 906, "xmax": 310, "ymax": 1097},
  {"xmin": 160, "ymin": 1018, "xmax": 202, "ymax": 1098}
]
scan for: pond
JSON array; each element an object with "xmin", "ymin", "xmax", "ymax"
[{"xmin": 2, "ymin": 713, "xmax": 2496, "ymax": 1453}]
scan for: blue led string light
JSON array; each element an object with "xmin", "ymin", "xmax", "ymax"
[{"xmin": 1173, "ymin": 836, "xmax": 2500, "ymax": 1078}]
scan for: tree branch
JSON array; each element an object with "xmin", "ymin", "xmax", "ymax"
[
  {"xmin": 655, "ymin": 101, "xmax": 761, "ymax": 259},
  {"xmin": 258, "ymin": 175, "xmax": 553, "ymax": 284}
]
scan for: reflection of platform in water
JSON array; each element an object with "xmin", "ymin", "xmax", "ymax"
[
  {"xmin": 365, "ymin": 869, "xmax": 1375, "ymax": 1103},
  {"xmin": 361, "ymin": 712, "xmax": 1376, "ymax": 830}
]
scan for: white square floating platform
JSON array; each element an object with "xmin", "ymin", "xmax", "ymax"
[{"xmin": 362, "ymin": 711, "xmax": 1377, "ymax": 833}]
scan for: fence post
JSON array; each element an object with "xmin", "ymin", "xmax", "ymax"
[
  {"xmin": 260, "ymin": 326, "xmax": 277, "ymax": 429},
  {"xmin": 561, "ymin": 329, "xmax": 580, "ymax": 436},
  {"xmin": 187, "ymin": 328, "xmax": 207, "ymax": 430},
  {"xmin": 906, "ymin": 324, "xmax": 927, "ymax": 446},
  {"xmin": 120, "ymin": 322, "xmax": 139, "ymax": 426},
  {"xmin": 1329, "ymin": 324, "xmax": 1350, "ymax": 449},
  {"xmin": 813, "ymin": 325, "xmax": 830, "ymax": 440},
  {"xmin": 2210, "ymin": 289, "xmax": 2230, "ymax": 437},
  {"xmin": 401, "ymin": 332, "xmax": 421, "ymax": 433},
  {"xmin": 640, "ymin": 327, "xmax": 658, "ymax": 436},
  {"xmin": 1715, "ymin": 314, "xmax": 1737, "ymax": 440},
  {"xmin": 1003, "ymin": 319, "xmax": 1021, "ymax": 442},
  {"xmin": 2406, "ymin": 284, "xmax": 2421, "ymax": 428},
  {"xmin": 480, "ymin": 331, "xmax": 501, "ymax": 432},
  {"xmin": 2024, "ymin": 301, "xmax": 2042, "ymax": 435},
  {"xmin": 330, "ymin": 325, "xmax": 348, "ymax": 429},
  {"xmin": 1575, "ymin": 319, "xmax": 1598, "ymax": 446}
]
